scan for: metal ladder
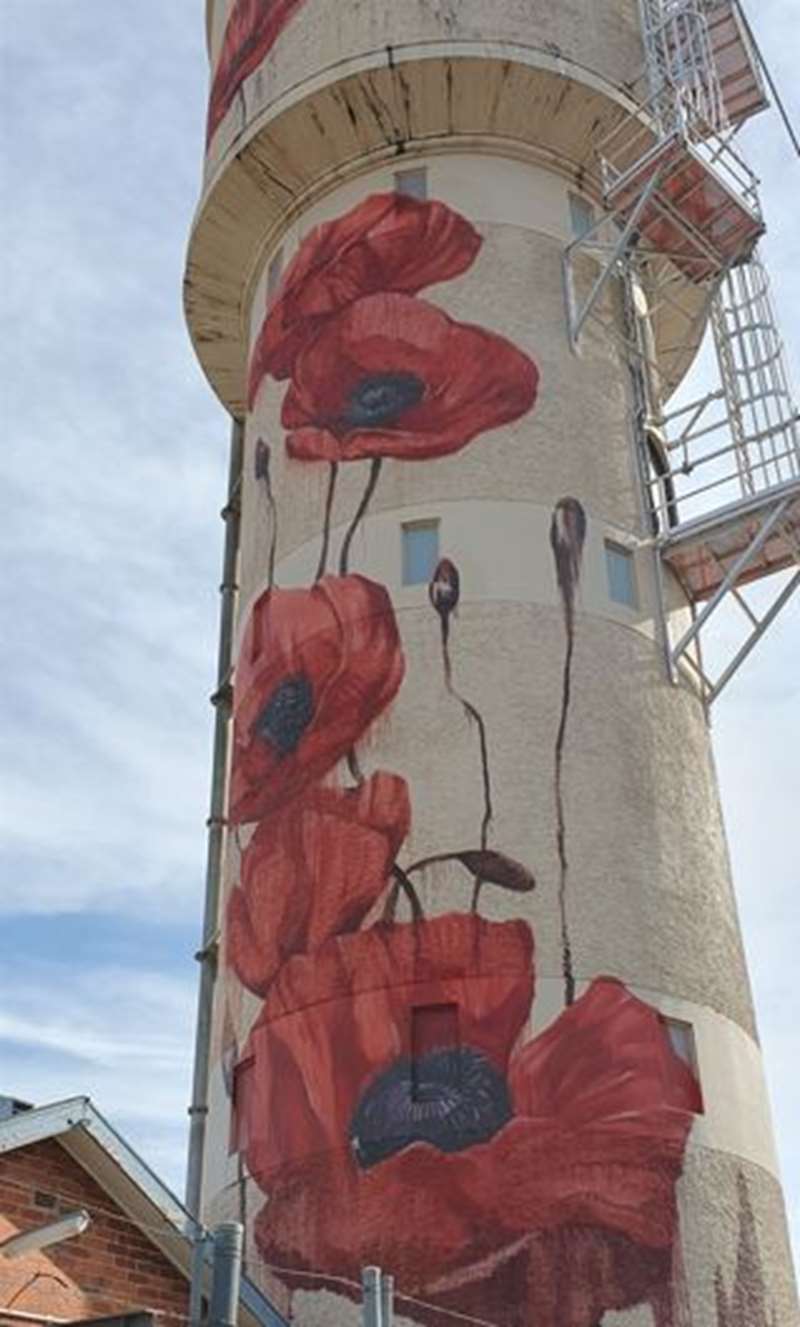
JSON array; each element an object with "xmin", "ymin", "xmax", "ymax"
[
  {"xmin": 647, "ymin": 255, "xmax": 800, "ymax": 704},
  {"xmin": 648, "ymin": 252, "xmax": 800, "ymax": 528},
  {"xmin": 639, "ymin": 0, "xmax": 728, "ymax": 134},
  {"xmin": 710, "ymin": 255, "xmax": 800, "ymax": 502}
]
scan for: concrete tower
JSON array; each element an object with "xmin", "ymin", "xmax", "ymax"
[{"xmin": 184, "ymin": 2, "xmax": 799, "ymax": 1324}]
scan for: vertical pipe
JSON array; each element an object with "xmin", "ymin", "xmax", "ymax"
[
  {"xmin": 185, "ymin": 416, "xmax": 244, "ymax": 1232},
  {"xmin": 380, "ymin": 1273, "xmax": 394, "ymax": 1327},
  {"xmin": 362, "ymin": 1267, "xmax": 384, "ymax": 1327},
  {"xmin": 621, "ymin": 275, "xmax": 678, "ymax": 685},
  {"xmin": 210, "ymin": 1223, "xmax": 245, "ymax": 1327},
  {"xmin": 189, "ymin": 1230, "xmax": 211, "ymax": 1327}
]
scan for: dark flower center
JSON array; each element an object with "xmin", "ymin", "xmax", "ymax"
[
  {"xmin": 255, "ymin": 673, "xmax": 314, "ymax": 756},
  {"xmin": 341, "ymin": 372, "xmax": 425, "ymax": 429},
  {"xmin": 349, "ymin": 1046, "xmax": 511, "ymax": 1170}
]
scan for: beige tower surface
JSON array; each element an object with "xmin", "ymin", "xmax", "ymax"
[{"xmin": 184, "ymin": 2, "xmax": 799, "ymax": 1325}]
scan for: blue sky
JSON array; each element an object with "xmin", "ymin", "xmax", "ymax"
[{"xmin": 1, "ymin": 0, "xmax": 797, "ymax": 1264}]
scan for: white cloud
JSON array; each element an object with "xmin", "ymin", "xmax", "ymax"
[{"xmin": 0, "ymin": 963, "xmax": 196, "ymax": 1192}]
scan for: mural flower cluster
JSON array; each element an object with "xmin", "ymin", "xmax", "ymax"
[
  {"xmin": 223, "ymin": 190, "xmax": 701, "ymax": 1326},
  {"xmin": 248, "ymin": 191, "xmax": 539, "ymax": 466},
  {"xmin": 247, "ymin": 974, "xmax": 698, "ymax": 1324},
  {"xmin": 249, "ymin": 191, "xmax": 483, "ymax": 386}
]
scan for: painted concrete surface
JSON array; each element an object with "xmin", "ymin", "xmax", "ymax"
[{"xmin": 185, "ymin": 4, "xmax": 799, "ymax": 1324}]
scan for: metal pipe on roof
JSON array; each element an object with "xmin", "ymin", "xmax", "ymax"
[
  {"xmin": 380, "ymin": 1272, "xmax": 394, "ymax": 1327},
  {"xmin": 361, "ymin": 1268, "xmax": 384, "ymax": 1327},
  {"xmin": 0, "ymin": 1210, "xmax": 90, "ymax": 1260},
  {"xmin": 185, "ymin": 417, "xmax": 244, "ymax": 1232},
  {"xmin": 209, "ymin": 1223, "xmax": 245, "ymax": 1327}
]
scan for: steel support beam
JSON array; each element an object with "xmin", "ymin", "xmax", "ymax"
[{"xmin": 707, "ymin": 568, "xmax": 800, "ymax": 702}]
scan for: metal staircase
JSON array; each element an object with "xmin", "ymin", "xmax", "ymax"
[
  {"xmin": 649, "ymin": 253, "xmax": 800, "ymax": 702},
  {"xmin": 705, "ymin": 0, "xmax": 769, "ymax": 126},
  {"xmin": 563, "ymin": 0, "xmax": 798, "ymax": 704}
]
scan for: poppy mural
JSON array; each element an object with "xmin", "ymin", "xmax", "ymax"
[
  {"xmin": 248, "ymin": 192, "xmax": 484, "ymax": 390},
  {"xmin": 224, "ymin": 191, "xmax": 702, "ymax": 1325},
  {"xmin": 229, "ymin": 574, "xmax": 404, "ymax": 824},
  {"xmin": 207, "ymin": 0, "xmax": 309, "ymax": 145}
]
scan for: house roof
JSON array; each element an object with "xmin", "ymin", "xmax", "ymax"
[{"xmin": 0, "ymin": 1097, "xmax": 286, "ymax": 1327}]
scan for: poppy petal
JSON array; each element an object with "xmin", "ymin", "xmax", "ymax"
[
  {"xmin": 248, "ymin": 192, "xmax": 483, "ymax": 394},
  {"xmin": 239, "ymin": 915, "xmax": 534, "ymax": 1190},
  {"xmin": 247, "ymin": 978, "xmax": 697, "ymax": 1318},
  {"xmin": 283, "ymin": 292, "xmax": 539, "ymax": 462},
  {"xmin": 229, "ymin": 575, "xmax": 405, "ymax": 823},
  {"xmin": 510, "ymin": 977, "xmax": 703, "ymax": 1124},
  {"xmin": 226, "ymin": 772, "xmax": 411, "ymax": 996},
  {"xmin": 207, "ymin": 0, "xmax": 308, "ymax": 146}
]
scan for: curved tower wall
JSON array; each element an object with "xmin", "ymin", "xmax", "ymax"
[{"xmin": 186, "ymin": 3, "xmax": 799, "ymax": 1324}]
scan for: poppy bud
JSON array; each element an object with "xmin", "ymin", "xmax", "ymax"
[
  {"xmin": 429, "ymin": 557, "xmax": 460, "ymax": 621},
  {"xmin": 550, "ymin": 497, "xmax": 587, "ymax": 621}
]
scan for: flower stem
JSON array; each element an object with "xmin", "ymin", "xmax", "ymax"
[
  {"xmin": 382, "ymin": 863, "xmax": 425, "ymax": 924},
  {"xmin": 256, "ymin": 443, "xmax": 278, "ymax": 590},
  {"xmin": 555, "ymin": 618, "xmax": 576, "ymax": 1006},
  {"xmin": 339, "ymin": 457, "xmax": 382, "ymax": 575},
  {"xmin": 439, "ymin": 622, "xmax": 493, "ymax": 911},
  {"xmin": 337, "ymin": 458, "xmax": 382, "ymax": 786},
  {"xmin": 315, "ymin": 461, "xmax": 338, "ymax": 581}
]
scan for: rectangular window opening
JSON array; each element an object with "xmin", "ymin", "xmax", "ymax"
[
  {"xmin": 569, "ymin": 191, "xmax": 596, "ymax": 240},
  {"xmin": 605, "ymin": 539, "xmax": 638, "ymax": 609},
  {"xmin": 402, "ymin": 519, "xmax": 440, "ymax": 586},
  {"xmin": 411, "ymin": 1003, "xmax": 460, "ymax": 1101},
  {"xmin": 229, "ymin": 1054, "xmax": 255, "ymax": 1155},
  {"xmin": 664, "ymin": 1016, "xmax": 704, "ymax": 1113},
  {"xmin": 395, "ymin": 167, "xmax": 428, "ymax": 200}
]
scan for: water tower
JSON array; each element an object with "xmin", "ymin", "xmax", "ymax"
[{"xmin": 183, "ymin": 1, "xmax": 799, "ymax": 1323}]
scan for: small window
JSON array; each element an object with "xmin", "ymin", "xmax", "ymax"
[
  {"xmin": 569, "ymin": 192, "xmax": 596, "ymax": 240},
  {"xmin": 605, "ymin": 540, "xmax": 638, "ymax": 609},
  {"xmin": 266, "ymin": 248, "xmax": 284, "ymax": 307},
  {"xmin": 402, "ymin": 519, "xmax": 440, "ymax": 586},
  {"xmin": 663, "ymin": 1017, "xmax": 704, "ymax": 1113},
  {"xmin": 229, "ymin": 1055, "xmax": 255, "ymax": 1154},
  {"xmin": 411, "ymin": 1003, "xmax": 459, "ymax": 1100},
  {"xmin": 395, "ymin": 167, "xmax": 428, "ymax": 200}
]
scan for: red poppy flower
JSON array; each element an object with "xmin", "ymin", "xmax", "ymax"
[
  {"xmin": 248, "ymin": 193, "xmax": 483, "ymax": 395},
  {"xmin": 239, "ymin": 914, "xmax": 534, "ymax": 1188},
  {"xmin": 206, "ymin": 0, "xmax": 308, "ymax": 146},
  {"xmin": 229, "ymin": 575, "xmax": 404, "ymax": 824},
  {"xmin": 226, "ymin": 771, "xmax": 411, "ymax": 996},
  {"xmin": 242, "ymin": 950, "xmax": 699, "ymax": 1322},
  {"xmin": 279, "ymin": 293, "xmax": 539, "ymax": 462}
]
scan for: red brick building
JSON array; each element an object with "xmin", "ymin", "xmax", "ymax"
[{"xmin": 0, "ymin": 1098, "xmax": 283, "ymax": 1327}]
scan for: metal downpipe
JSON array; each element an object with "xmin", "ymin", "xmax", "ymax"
[{"xmin": 185, "ymin": 417, "xmax": 244, "ymax": 1227}]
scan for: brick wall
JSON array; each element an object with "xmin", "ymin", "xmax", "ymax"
[{"xmin": 0, "ymin": 1138, "xmax": 189, "ymax": 1325}]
